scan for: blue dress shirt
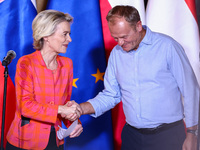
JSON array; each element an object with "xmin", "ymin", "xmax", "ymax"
[{"xmin": 88, "ymin": 26, "xmax": 199, "ymax": 128}]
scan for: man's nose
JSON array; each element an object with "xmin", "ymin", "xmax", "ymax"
[{"xmin": 118, "ymin": 38, "xmax": 124, "ymax": 46}]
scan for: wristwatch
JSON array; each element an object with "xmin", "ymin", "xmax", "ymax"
[{"xmin": 187, "ymin": 129, "xmax": 198, "ymax": 136}]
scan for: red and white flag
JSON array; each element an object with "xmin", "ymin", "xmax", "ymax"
[
  {"xmin": 146, "ymin": 0, "xmax": 200, "ymax": 86},
  {"xmin": 99, "ymin": 1, "xmax": 145, "ymax": 150},
  {"xmin": 0, "ymin": 62, "xmax": 16, "ymax": 148}
]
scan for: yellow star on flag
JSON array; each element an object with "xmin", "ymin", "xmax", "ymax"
[
  {"xmin": 73, "ymin": 78, "xmax": 78, "ymax": 88},
  {"xmin": 92, "ymin": 68, "xmax": 105, "ymax": 83}
]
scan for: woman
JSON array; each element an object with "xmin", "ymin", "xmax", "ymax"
[{"xmin": 6, "ymin": 10, "xmax": 83, "ymax": 150}]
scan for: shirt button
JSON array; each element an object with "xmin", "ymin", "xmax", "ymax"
[{"xmin": 50, "ymin": 101, "xmax": 54, "ymax": 105}]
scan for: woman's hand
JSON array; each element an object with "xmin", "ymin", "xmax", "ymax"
[
  {"xmin": 58, "ymin": 101, "xmax": 83, "ymax": 121},
  {"xmin": 69, "ymin": 123, "xmax": 83, "ymax": 138}
]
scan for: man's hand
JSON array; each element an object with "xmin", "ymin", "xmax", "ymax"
[
  {"xmin": 58, "ymin": 101, "xmax": 83, "ymax": 121},
  {"xmin": 182, "ymin": 131, "xmax": 197, "ymax": 150}
]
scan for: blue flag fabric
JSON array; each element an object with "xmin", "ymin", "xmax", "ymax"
[
  {"xmin": 0, "ymin": 0, "xmax": 37, "ymax": 82},
  {"xmin": 0, "ymin": 0, "xmax": 37, "ymax": 147},
  {"xmin": 47, "ymin": 1, "xmax": 114, "ymax": 150}
]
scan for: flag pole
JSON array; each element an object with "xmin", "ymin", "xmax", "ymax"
[{"xmin": 1, "ymin": 65, "xmax": 8, "ymax": 150}]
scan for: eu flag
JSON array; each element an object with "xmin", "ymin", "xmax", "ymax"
[
  {"xmin": 0, "ymin": 0, "xmax": 37, "ymax": 147},
  {"xmin": 0, "ymin": 0, "xmax": 37, "ymax": 82},
  {"xmin": 47, "ymin": 1, "xmax": 114, "ymax": 150}
]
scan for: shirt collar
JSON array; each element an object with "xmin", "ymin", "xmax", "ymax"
[{"xmin": 140, "ymin": 25, "xmax": 152, "ymax": 45}]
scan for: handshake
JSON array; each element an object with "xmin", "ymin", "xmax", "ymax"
[
  {"xmin": 57, "ymin": 101, "xmax": 94, "ymax": 138},
  {"xmin": 57, "ymin": 101, "xmax": 84, "ymax": 138},
  {"xmin": 58, "ymin": 100, "xmax": 83, "ymax": 121}
]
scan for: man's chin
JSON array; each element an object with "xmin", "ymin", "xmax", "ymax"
[{"xmin": 122, "ymin": 47, "xmax": 131, "ymax": 52}]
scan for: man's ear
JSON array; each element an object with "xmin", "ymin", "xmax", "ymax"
[{"xmin": 136, "ymin": 21, "xmax": 142, "ymax": 32}]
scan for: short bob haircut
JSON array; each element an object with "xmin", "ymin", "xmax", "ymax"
[{"xmin": 32, "ymin": 10, "xmax": 73, "ymax": 50}]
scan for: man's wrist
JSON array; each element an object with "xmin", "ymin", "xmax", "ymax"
[{"xmin": 187, "ymin": 129, "xmax": 198, "ymax": 136}]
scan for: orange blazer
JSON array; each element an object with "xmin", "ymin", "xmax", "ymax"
[{"xmin": 7, "ymin": 50, "xmax": 74, "ymax": 149}]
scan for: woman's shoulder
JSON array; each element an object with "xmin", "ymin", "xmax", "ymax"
[
  {"xmin": 58, "ymin": 55, "xmax": 72, "ymax": 63},
  {"xmin": 17, "ymin": 51, "xmax": 37, "ymax": 67},
  {"xmin": 19, "ymin": 50, "xmax": 37, "ymax": 59},
  {"xmin": 57, "ymin": 55, "xmax": 73, "ymax": 66}
]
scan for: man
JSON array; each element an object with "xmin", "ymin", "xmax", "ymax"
[{"xmin": 70, "ymin": 5, "xmax": 199, "ymax": 150}]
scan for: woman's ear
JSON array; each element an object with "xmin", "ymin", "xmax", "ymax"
[{"xmin": 43, "ymin": 36, "xmax": 48, "ymax": 42}]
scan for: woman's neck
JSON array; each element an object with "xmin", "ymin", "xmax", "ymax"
[{"xmin": 40, "ymin": 49, "xmax": 58, "ymax": 70}]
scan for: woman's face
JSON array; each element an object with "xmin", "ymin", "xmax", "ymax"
[{"xmin": 47, "ymin": 21, "xmax": 72, "ymax": 54}]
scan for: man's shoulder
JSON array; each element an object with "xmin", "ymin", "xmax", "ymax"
[{"xmin": 150, "ymin": 29, "xmax": 177, "ymax": 44}]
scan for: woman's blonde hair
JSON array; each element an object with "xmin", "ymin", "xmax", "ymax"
[{"xmin": 32, "ymin": 10, "xmax": 73, "ymax": 50}]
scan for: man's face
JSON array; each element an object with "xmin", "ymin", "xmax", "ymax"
[{"xmin": 108, "ymin": 17, "xmax": 142, "ymax": 52}]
